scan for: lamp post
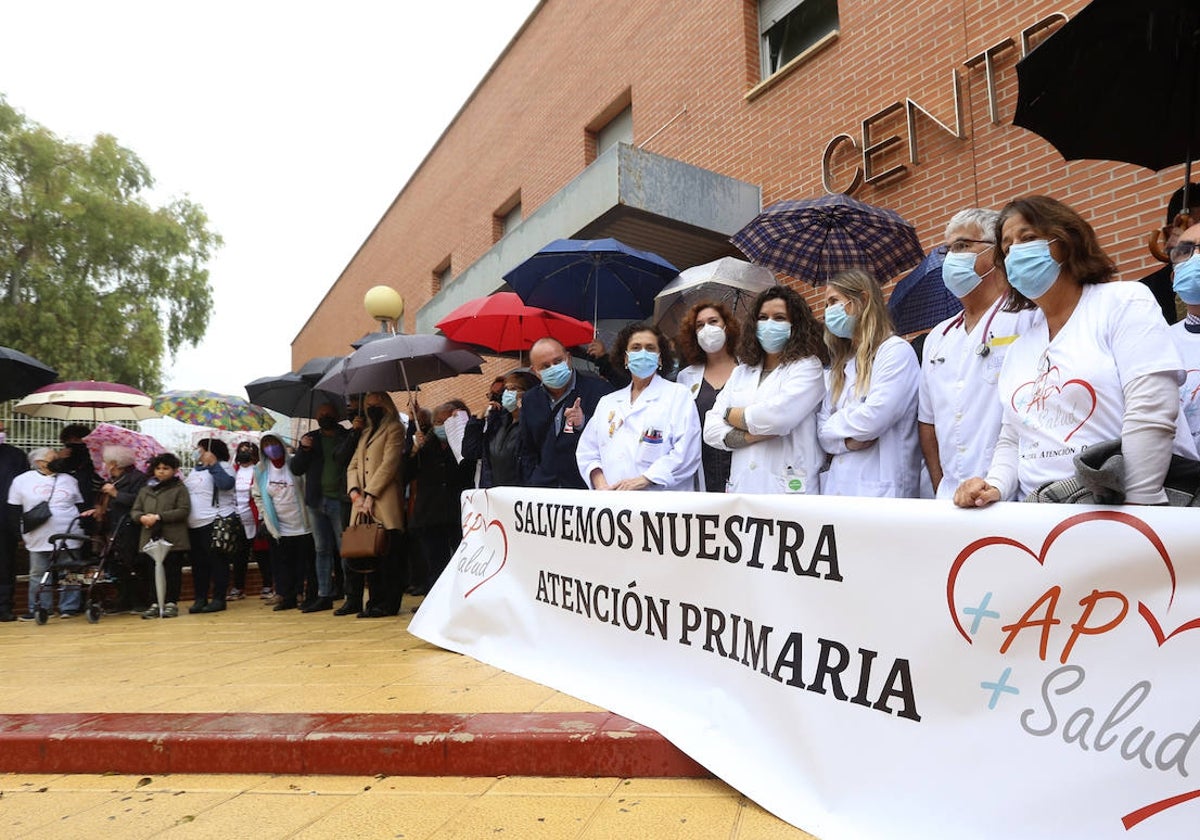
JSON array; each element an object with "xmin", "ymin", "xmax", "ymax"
[{"xmin": 362, "ymin": 286, "xmax": 405, "ymax": 337}]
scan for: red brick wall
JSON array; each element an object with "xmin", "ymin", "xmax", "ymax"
[{"xmin": 295, "ymin": 0, "xmax": 1178, "ymax": 411}]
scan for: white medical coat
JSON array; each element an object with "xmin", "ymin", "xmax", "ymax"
[
  {"xmin": 818, "ymin": 335, "xmax": 921, "ymax": 498},
  {"xmin": 576, "ymin": 374, "xmax": 701, "ymax": 491},
  {"xmin": 704, "ymin": 357, "xmax": 825, "ymax": 494}
]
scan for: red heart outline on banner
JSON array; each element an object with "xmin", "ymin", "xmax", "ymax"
[
  {"xmin": 946, "ymin": 510, "xmax": 1199, "ymax": 647},
  {"xmin": 461, "ymin": 517, "xmax": 508, "ymax": 599},
  {"xmin": 1010, "ymin": 366, "xmax": 1098, "ymax": 442}
]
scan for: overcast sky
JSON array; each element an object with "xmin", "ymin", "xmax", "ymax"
[{"xmin": 0, "ymin": 0, "xmax": 541, "ymax": 400}]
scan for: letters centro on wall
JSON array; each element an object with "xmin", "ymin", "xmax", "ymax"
[{"xmin": 821, "ymin": 13, "xmax": 1068, "ymax": 195}]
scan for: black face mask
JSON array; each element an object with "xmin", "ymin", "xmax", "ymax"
[
  {"xmin": 366, "ymin": 406, "xmax": 385, "ymax": 424},
  {"xmin": 235, "ymin": 451, "xmax": 255, "ymax": 464},
  {"xmin": 317, "ymin": 416, "xmax": 338, "ymax": 431}
]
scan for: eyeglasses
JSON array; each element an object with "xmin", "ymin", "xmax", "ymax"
[
  {"xmin": 1170, "ymin": 241, "xmax": 1200, "ymax": 265},
  {"xmin": 936, "ymin": 239, "xmax": 995, "ymax": 256}
]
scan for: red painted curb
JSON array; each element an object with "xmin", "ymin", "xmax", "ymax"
[{"xmin": 0, "ymin": 712, "xmax": 711, "ymax": 778}]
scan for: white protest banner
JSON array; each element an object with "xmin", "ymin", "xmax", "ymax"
[{"xmin": 409, "ymin": 488, "xmax": 1200, "ymax": 839}]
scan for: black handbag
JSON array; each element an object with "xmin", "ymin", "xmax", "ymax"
[
  {"xmin": 21, "ymin": 476, "xmax": 57, "ymax": 533},
  {"xmin": 210, "ymin": 513, "xmax": 244, "ymax": 555}
]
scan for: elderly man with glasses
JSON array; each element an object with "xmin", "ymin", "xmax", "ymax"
[{"xmin": 917, "ymin": 208, "xmax": 1038, "ymax": 500}]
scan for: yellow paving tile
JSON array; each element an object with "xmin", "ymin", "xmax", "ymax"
[
  {"xmin": 579, "ymin": 792, "xmax": 742, "ymax": 840},
  {"xmin": 489, "ymin": 776, "xmax": 623, "ymax": 796},
  {"xmin": 426, "ymin": 793, "xmax": 609, "ymax": 840},
  {"xmin": 16, "ymin": 790, "xmax": 236, "ymax": 840},
  {"xmin": 2, "ymin": 790, "xmax": 125, "ymax": 837}
]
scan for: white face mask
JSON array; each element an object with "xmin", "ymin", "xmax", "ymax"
[{"xmin": 696, "ymin": 323, "xmax": 726, "ymax": 353}]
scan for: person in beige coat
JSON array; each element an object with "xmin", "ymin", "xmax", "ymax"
[{"xmin": 342, "ymin": 391, "xmax": 406, "ymax": 618}]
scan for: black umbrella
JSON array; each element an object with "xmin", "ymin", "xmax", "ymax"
[
  {"xmin": 1013, "ymin": 0, "xmax": 1200, "ymax": 204},
  {"xmin": 314, "ymin": 334, "xmax": 484, "ymax": 395},
  {"xmin": 295, "ymin": 356, "xmax": 344, "ymax": 382},
  {"xmin": 0, "ymin": 346, "xmax": 58, "ymax": 402},
  {"xmin": 245, "ymin": 373, "xmax": 346, "ymax": 419}
]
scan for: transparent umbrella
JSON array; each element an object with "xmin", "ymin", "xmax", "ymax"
[{"xmin": 142, "ymin": 537, "xmax": 173, "ymax": 618}]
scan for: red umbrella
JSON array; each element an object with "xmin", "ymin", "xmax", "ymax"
[{"xmin": 436, "ymin": 292, "xmax": 595, "ymax": 352}]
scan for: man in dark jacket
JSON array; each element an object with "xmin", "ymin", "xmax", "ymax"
[
  {"xmin": 0, "ymin": 420, "xmax": 27, "ymax": 622},
  {"xmin": 520, "ymin": 338, "xmax": 613, "ymax": 489},
  {"xmin": 289, "ymin": 401, "xmax": 354, "ymax": 611},
  {"xmin": 48, "ymin": 424, "xmax": 98, "ymax": 508}
]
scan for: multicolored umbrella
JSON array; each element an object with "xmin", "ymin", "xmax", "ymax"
[
  {"xmin": 13, "ymin": 380, "xmax": 159, "ymax": 422},
  {"xmin": 83, "ymin": 423, "xmax": 169, "ymax": 479},
  {"xmin": 436, "ymin": 292, "xmax": 595, "ymax": 352},
  {"xmin": 152, "ymin": 390, "xmax": 275, "ymax": 432},
  {"xmin": 0, "ymin": 346, "xmax": 58, "ymax": 402},
  {"xmin": 731, "ymin": 193, "xmax": 924, "ymax": 285}
]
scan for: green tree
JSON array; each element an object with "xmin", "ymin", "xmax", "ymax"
[{"xmin": 0, "ymin": 96, "xmax": 220, "ymax": 392}]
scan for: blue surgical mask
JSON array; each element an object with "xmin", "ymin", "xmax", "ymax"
[
  {"xmin": 501, "ymin": 389, "xmax": 520, "ymax": 413},
  {"xmin": 941, "ymin": 250, "xmax": 986, "ymax": 298},
  {"xmin": 823, "ymin": 303, "xmax": 856, "ymax": 340},
  {"xmin": 626, "ymin": 349, "xmax": 660, "ymax": 379},
  {"xmin": 1173, "ymin": 253, "xmax": 1200, "ymax": 305},
  {"xmin": 539, "ymin": 360, "xmax": 572, "ymax": 390},
  {"xmin": 1005, "ymin": 238, "xmax": 1060, "ymax": 300},
  {"xmin": 432, "ymin": 425, "xmax": 447, "ymax": 441},
  {"xmin": 756, "ymin": 320, "xmax": 792, "ymax": 353}
]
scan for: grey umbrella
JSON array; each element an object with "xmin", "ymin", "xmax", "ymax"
[{"xmin": 314, "ymin": 334, "xmax": 484, "ymax": 394}]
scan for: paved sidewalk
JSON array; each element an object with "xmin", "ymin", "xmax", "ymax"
[{"xmin": 0, "ymin": 596, "xmax": 819, "ymax": 838}]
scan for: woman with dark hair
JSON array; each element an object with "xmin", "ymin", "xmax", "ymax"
[
  {"xmin": 462, "ymin": 368, "xmax": 540, "ymax": 488},
  {"xmin": 818, "ymin": 268, "xmax": 922, "ymax": 497},
  {"xmin": 955, "ymin": 196, "xmax": 1196, "ymax": 507},
  {"xmin": 704, "ymin": 285, "xmax": 828, "ymax": 494},
  {"xmin": 575, "ymin": 322, "xmax": 701, "ymax": 491},
  {"xmin": 183, "ymin": 437, "xmax": 236, "ymax": 613},
  {"xmin": 675, "ymin": 300, "xmax": 740, "ymax": 492}
]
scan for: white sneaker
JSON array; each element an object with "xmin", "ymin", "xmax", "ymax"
[{"xmin": 228, "ymin": 588, "xmax": 245, "ymax": 601}]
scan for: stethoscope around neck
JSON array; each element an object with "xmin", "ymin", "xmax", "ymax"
[{"xmin": 930, "ymin": 298, "xmax": 1004, "ymax": 363}]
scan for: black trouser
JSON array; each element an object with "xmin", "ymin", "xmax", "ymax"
[
  {"xmin": 189, "ymin": 522, "xmax": 228, "ymax": 603},
  {"xmin": 416, "ymin": 524, "xmax": 461, "ymax": 592},
  {"xmin": 133, "ymin": 550, "xmax": 184, "ymax": 606},
  {"xmin": 0, "ymin": 524, "xmax": 17, "ymax": 614},
  {"xmin": 271, "ymin": 533, "xmax": 315, "ymax": 606},
  {"xmin": 344, "ymin": 528, "xmax": 404, "ymax": 614}
]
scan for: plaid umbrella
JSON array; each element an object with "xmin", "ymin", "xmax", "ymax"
[
  {"xmin": 152, "ymin": 390, "xmax": 276, "ymax": 431},
  {"xmin": 886, "ymin": 248, "xmax": 963, "ymax": 335},
  {"xmin": 83, "ymin": 423, "xmax": 168, "ymax": 479},
  {"xmin": 731, "ymin": 194, "xmax": 924, "ymax": 285}
]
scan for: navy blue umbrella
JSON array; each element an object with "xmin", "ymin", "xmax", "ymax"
[
  {"xmin": 886, "ymin": 248, "xmax": 962, "ymax": 335},
  {"xmin": 503, "ymin": 238, "xmax": 679, "ymax": 324}
]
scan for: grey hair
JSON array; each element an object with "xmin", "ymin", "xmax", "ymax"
[
  {"xmin": 944, "ymin": 208, "xmax": 1000, "ymax": 242},
  {"xmin": 28, "ymin": 447, "xmax": 54, "ymax": 468},
  {"xmin": 102, "ymin": 445, "xmax": 136, "ymax": 468}
]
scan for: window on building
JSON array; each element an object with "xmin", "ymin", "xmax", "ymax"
[
  {"xmin": 494, "ymin": 193, "xmax": 522, "ymax": 242},
  {"xmin": 432, "ymin": 260, "xmax": 451, "ymax": 295},
  {"xmin": 759, "ymin": 0, "xmax": 839, "ymax": 78},
  {"xmin": 595, "ymin": 105, "xmax": 632, "ymax": 158}
]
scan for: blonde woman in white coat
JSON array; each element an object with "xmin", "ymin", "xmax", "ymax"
[
  {"xmin": 704, "ymin": 285, "xmax": 828, "ymax": 494},
  {"xmin": 674, "ymin": 300, "xmax": 739, "ymax": 491},
  {"xmin": 576, "ymin": 322, "xmax": 701, "ymax": 492},
  {"xmin": 818, "ymin": 268, "xmax": 921, "ymax": 498}
]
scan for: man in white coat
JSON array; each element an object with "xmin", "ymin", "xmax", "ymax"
[{"xmin": 918, "ymin": 208, "xmax": 1036, "ymax": 500}]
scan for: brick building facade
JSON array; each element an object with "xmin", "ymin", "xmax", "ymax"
[{"xmin": 294, "ymin": 0, "xmax": 1180, "ymax": 410}]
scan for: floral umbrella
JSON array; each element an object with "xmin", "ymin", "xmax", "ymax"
[
  {"xmin": 152, "ymin": 389, "xmax": 276, "ymax": 432},
  {"xmin": 83, "ymin": 423, "xmax": 169, "ymax": 479}
]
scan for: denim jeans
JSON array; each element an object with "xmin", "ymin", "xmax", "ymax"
[
  {"xmin": 308, "ymin": 497, "xmax": 344, "ymax": 598},
  {"xmin": 27, "ymin": 550, "xmax": 82, "ymax": 614}
]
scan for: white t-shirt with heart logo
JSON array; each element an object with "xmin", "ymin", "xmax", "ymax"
[{"xmin": 992, "ymin": 281, "xmax": 1190, "ymax": 498}]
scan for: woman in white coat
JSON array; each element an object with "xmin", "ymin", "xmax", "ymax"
[
  {"xmin": 576, "ymin": 322, "xmax": 701, "ymax": 491},
  {"xmin": 818, "ymin": 268, "xmax": 922, "ymax": 497},
  {"xmin": 704, "ymin": 285, "xmax": 828, "ymax": 494},
  {"xmin": 674, "ymin": 300, "xmax": 739, "ymax": 492}
]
